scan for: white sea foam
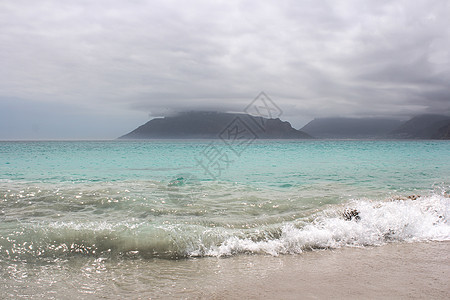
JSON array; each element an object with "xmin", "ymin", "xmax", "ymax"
[{"xmin": 197, "ymin": 194, "xmax": 450, "ymax": 257}]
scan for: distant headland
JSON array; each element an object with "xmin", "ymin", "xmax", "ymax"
[{"xmin": 119, "ymin": 111, "xmax": 312, "ymax": 139}]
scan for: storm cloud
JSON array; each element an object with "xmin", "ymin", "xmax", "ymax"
[{"xmin": 1, "ymin": 0, "xmax": 449, "ymax": 138}]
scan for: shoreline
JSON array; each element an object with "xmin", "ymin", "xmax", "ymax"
[
  {"xmin": 1, "ymin": 241, "xmax": 448, "ymax": 299},
  {"xmin": 196, "ymin": 241, "xmax": 450, "ymax": 299}
]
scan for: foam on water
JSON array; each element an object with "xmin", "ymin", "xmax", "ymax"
[{"xmin": 201, "ymin": 194, "xmax": 449, "ymax": 257}]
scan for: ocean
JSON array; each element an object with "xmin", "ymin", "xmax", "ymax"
[{"xmin": 1, "ymin": 140, "xmax": 449, "ymax": 298}]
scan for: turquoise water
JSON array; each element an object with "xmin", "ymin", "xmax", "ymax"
[
  {"xmin": 1, "ymin": 140, "xmax": 449, "ymax": 297},
  {"xmin": 2, "ymin": 140, "xmax": 448, "ymax": 188}
]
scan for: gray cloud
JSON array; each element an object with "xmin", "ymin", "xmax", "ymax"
[{"xmin": 1, "ymin": 0, "xmax": 449, "ymax": 138}]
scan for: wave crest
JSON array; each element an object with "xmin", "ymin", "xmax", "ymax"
[{"xmin": 1, "ymin": 194, "xmax": 448, "ymax": 260}]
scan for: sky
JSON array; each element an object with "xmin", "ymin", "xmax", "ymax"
[{"xmin": 1, "ymin": 0, "xmax": 449, "ymax": 139}]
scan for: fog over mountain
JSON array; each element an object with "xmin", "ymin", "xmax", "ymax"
[
  {"xmin": 301, "ymin": 114, "xmax": 450, "ymax": 139},
  {"xmin": 388, "ymin": 114, "xmax": 450, "ymax": 139},
  {"xmin": 300, "ymin": 118, "xmax": 404, "ymax": 139}
]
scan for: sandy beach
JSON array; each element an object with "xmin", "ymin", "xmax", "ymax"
[{"xmin": 191, "ymin": 242, "xmax": 450, "ymax": 299}]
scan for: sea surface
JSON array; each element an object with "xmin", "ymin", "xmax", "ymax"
[{"xmin": 1, "ymin": 140, "xmax": 449, "ymax": 298}]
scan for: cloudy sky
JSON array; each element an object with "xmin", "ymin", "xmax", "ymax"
[{"xmin": 1, "ymin": 0, "xmax": 449, "ymax": 139}]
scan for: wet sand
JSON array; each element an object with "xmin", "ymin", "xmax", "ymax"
[
  {"xmin": 199, "ymin": 242, "xmax": 449, "ymax": 299},
  {"xmin": 1, "ymin": 242, "xmax": 448, "ymax": 299}
]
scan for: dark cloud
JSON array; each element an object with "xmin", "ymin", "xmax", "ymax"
[{"xmin": 1, "ymin": 0, "xmax": 449, "ymax": 138}]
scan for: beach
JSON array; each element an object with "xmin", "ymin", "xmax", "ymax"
[
  {"xmin": 200, "ymin": 241, "xmax": 449, "ymax": 299},
  {"xmin": 2, "ymin": 241, "xmax": 448, "ymax": 299}
]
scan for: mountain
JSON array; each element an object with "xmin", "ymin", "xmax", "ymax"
[
  {"xmin": 388, "ymin": 114, "xmax": 450, "ymax": 139},
  {"xmin": 436, "ymin": 123, "xmax": 450, "ymax": 139},
  {"xmin": 300, "ymin": 117, "xmax": 403, "ymax": 139},
  {"xmin": 119, "ymin": 111, "xmax": 312, "ymax": 139}
]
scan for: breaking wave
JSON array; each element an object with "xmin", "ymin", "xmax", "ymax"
[{"xmin": 1, "ymin": 192, "xmax": 448, "ymax": 260}]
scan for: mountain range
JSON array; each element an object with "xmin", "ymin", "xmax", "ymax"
[
  {"xmin": 387, "ymin": 114, "xmax": 450, "ymax": 139},
  {"xmin": 300, "ymin": 114, "xmax": 450, "ymax": 139},
  {"xmin": 119, "ymin": 112, "xmax": 450, "ymax": 140},
  {"xmin": 301, "ymin": 114, "xmax": 450, "ymax": 139},
  {"xmin": 299, "ymin": 118, "xmax": 403, "ymax": 139}
]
